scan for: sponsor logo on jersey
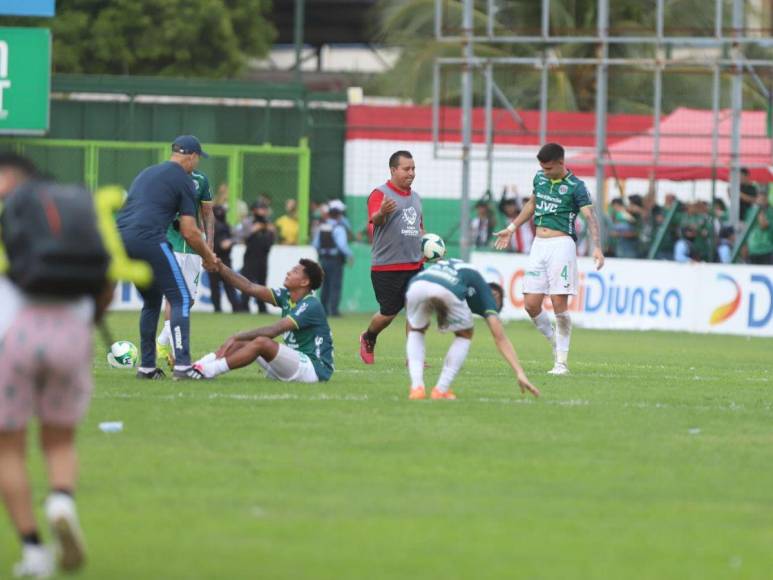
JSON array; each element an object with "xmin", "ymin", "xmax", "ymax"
[{"xmin": 402, "ymin": 207, "xmax": 418, "ymax": 226}]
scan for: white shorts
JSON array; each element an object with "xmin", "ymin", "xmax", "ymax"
[
  {"xmin": 174, "ymin": 252, "xmax": 202, "ymax": 300},
  {"xmin": 256, "ymin": 344, "xmax": 319, "ymax": 383},
  {"xmin": 523, "ymin": 236, "xmax": 578, "ymax": 296},
  {"xmin": 406, "ymin": 280, "xmax": 473, "ymax": 333}
]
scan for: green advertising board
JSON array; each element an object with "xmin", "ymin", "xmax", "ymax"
[{"xmin": 0, "ymin": 27, "xmax": 50, "ymax": 134}]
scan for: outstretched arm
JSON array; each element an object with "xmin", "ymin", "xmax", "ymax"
[
  {"xmin": 216, "ymin": 262, "xmax": 275, "ymax": 303},
  {"xmin": 580, "ymin": 205, "xmax": 605, "ymax": 270},
  {"xmin": 493, "ymin": 195, "xmax": 536, "ymax": 250},
  {"xmin": 486, "ymin": 316, "xmax": 540, "ymax": 397}
]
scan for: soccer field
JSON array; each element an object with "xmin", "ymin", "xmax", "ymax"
[{"xmin": 3, "ymin": 311, "xmax": 772, "ymax": 579}]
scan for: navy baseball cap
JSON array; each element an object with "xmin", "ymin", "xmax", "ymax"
[{"xmin": 172, "ymin": 135, "xmax": 209, "ymax": 158}]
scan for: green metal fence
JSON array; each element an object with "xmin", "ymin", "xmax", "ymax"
[{"xmin": 0, "ymin": 137, "xmax": 311, "ymax": 243}]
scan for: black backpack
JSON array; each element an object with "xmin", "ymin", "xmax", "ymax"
[{"xmin": 1, "ymin": 181, "xmax": 110, "ymax": 297}]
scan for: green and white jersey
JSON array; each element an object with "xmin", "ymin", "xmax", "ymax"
[
  {"xmin": 411, "ymin": 259, "xmax": 499, "ymax": 318},
  {"xmin": 166, "ymin": 170, "xmax": 213, "ymax": 253},
  {"xmin": 271, "ymin": 287, "xmax": 335, "ymax": 381},
  {"xmin": 532, "ymin": 170, "xmax": 592, "ymax": 239}
]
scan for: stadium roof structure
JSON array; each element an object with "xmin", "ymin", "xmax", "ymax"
[{"xmin": 570, "ymin": 108, "xmax": 773, "ymax": 183}]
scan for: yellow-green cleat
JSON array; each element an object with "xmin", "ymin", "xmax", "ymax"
[{"xmin": 156, "ymin": 342, "xmax": 175, "ymax": 368}]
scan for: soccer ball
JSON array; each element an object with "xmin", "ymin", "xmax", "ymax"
[
  {"xmin": 107, "ymin": 341, "xmax": 139, "ymax": 369},
  {"xmin": 421, "ymin": 233, "xmax": 446, "ymax": 261}
]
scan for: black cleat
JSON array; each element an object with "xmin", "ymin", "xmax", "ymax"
[
  {"xmin": 136, "ymin": 368, "xmax": 166, "ymax": 380},
  {"xmin": 172, "ymin": 366, "xmax": 208, "ymax": 381}
]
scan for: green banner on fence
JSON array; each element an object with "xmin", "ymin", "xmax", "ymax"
[{"xmin": 0, "ymin": 27, "xmax": 50, "ymax": 135}]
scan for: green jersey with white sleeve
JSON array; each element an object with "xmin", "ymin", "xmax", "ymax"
[{"xmin": 166, "ymin": 170, "xmax": 213, "ymax": 253}]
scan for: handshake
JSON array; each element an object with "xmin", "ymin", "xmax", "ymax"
[{"xmin": 202, "ymin": 256, "xmax": 222, "ymax": 273}]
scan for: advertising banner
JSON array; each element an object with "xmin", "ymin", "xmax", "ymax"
[
  {"xmin": 471, "ymin": 252, "xmax": 773, "ymax": 337},
  {"xmin": 0, "ymin": 1, "xmax": 55, "ymax": 17},
  {"xmin": 0, "ymin": 27, "xmax": 50, "ymax": 134}
]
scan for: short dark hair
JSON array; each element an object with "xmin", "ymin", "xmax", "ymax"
[
  {"xmin": 488, "ymin": 282, "xmax": 505, "ymax": 313},
  {"xmin": 299, "ymin": 258, "xmax": 324, "ymax": 291},
  {"xmin": 740, "ymin": 167, "xmax": 750, "ymax": 175},
  {"xmin": 0, "ymin": 152, "xmax": 38, "ymax": 178},
  {"xmin": 537, "ymin": 143, "xmax": 565, "ymax": 163},
  {"xmin": 389, "ymin": 150, "xmax": 413, "ymax": 168}
]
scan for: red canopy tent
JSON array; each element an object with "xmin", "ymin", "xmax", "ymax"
[{"xmin": 570, "ymin": 107, "xmax": 773, "ymax": 182}]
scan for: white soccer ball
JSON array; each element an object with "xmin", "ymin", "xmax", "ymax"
[
  {"xmin": 107, "ymin": 341, "xmax": 139, "ymax": 369},
  {"xmin": 421, "ymin": 233, "xmax": 446, "ymax": 261}
]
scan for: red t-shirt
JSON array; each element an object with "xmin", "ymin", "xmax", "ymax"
[{"xmin": 367, "ymin": 181, "xmax": 424, "ymax": 271}]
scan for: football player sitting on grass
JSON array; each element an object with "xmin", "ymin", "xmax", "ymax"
[{"xmin": 195, "ymin": 259, "xmax": 334, "ymax": 383}]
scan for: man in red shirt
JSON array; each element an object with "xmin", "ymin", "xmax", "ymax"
[{"xmin": 359, "ymin": 151, "xmax": 424, "ymax": 364}]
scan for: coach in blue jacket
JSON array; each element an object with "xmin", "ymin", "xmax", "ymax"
[{"xmin": 117, "ymin": 135, "xmax": 219, "ymax": 380}]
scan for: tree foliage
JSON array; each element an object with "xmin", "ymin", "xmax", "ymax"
[
  {"xmin": 371, "ymin": 0, "xmax": 773, "ymax": 112},
  {"xmin": 7, "ymin": 0, "xmax": 276, "ymax": 77}
]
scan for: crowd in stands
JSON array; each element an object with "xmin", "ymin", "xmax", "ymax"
[{"xmin": 469, "ymin": 173, "xmax": 773, "ymax": 266}]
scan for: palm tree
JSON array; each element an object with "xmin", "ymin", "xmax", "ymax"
[{"xmin": 369, "ymin": 0, "xmax": 773, "ymax": 113}]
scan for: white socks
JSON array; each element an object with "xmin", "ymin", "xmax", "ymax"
[
  {"xmin": 157, "ymin": 320, "xmax": 172, "ymax": 346},
  {"xmin": 530, "ymin": 311, "xmax": 555, "ymax": 344},
  {"xmin": 436, "ymin": 337, "xmax": 471, "ymax": 393},
  {"xmin": 554, "ymin": 312, "xmax": 572, "ymax": 364},
  {"xmin": 196, "ymin": 357, "xmax": 230, "ymax": 378},
  {"xmin": 406, "ymin": 331, "xmax": 426, "ymax": 389}
]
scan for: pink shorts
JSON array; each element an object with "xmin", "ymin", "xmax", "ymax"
[{"xmin": 0, "ymin": 303, "xmax": 94, "ymax": 430}]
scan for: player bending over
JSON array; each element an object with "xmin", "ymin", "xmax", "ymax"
[
  {"xmin": 195, "ymin": 259, "xmax": 334, "ymax": 383},
  {"xmin": 494, "ymin": 142, "xmax": 604, "ymax": 375},
  {"xmin": 404, "ymin": 259, "xmax": 539, "ymax": 400}
]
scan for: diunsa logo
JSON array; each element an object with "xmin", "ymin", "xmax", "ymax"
[{"xmin": 402, "ymin": 207, "xmax": 417, "ymax": 226}]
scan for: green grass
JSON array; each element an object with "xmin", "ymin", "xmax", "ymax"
[{"xmin": 3, "ymin": 311, "xmax": 773, "ymax": 579}]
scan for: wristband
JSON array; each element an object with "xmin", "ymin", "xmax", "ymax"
[{"xmin": 506, "ymin": 223, "xmax": 516, "ymax": 233}]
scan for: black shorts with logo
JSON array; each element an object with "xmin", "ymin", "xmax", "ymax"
[{"xmin": 371, "ymin": 268, "xmax": 422, "ymax": 316}]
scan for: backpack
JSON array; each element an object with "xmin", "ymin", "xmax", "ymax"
[{"xmin": 1, "ymin": 180, "xmax": 110, "ymax": 297}]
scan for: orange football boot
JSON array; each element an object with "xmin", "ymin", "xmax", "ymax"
[
  {"xmin": 408, "ymin": 386, "xmax": 426, "ymax": 400},
  {"xmin": 431, "ymin": 387, "xmax": 456, "ymax": 400}
]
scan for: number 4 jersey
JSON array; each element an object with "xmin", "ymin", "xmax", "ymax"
[{"xmin": 532, "ymin": 170, "xmax": 592, "ymax": 240}]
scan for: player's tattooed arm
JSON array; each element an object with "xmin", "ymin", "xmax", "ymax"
[
  {"xmin": 217, "ymin": 262, "xmax": 274, "ymax": 303},
  {"xmin": 201, "ymin": 202, "xmax": 215, "ymax": 252},
  {"xmin": 581, "ymin": 205, "xmax": 605, "ymax": 270}
]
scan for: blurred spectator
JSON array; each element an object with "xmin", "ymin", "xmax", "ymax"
[
  {"xmin": 712, "ymin": 198, "xmax": 729, "ymax": 237},
  {"xmin": 215, "ymin": 182, "xmax": 229, "ymax": 206},
  {"xmin": 470, "ymin": 200, "xmax": 495, "ymax": 248},
  {"xmin": 679, "ymin": 201, "xmax": 712, "ymax": 261},
  {"xmin": 208, "ymin": 205, "xmax": 243, "ymax": 312},
  {"xmin": 496, "ymin": 191, "xmax": 533, "ymax": 252},
  {"xmin": 275, "ymin": 199, "xmax": 300, "ymax": 245},
  {"xmin": 739, "ymin": 167, "xmax": 759, "ymax": 221},
  {"xmin": 717, "ymin": 225, "xmax": 735, "ymax": 264},
  {"xmin": 313, "ymin": 201, "xmax": 352, "ymax": 316},
  {"xmin": 608, "ymin": 198, "xmax": 639, "ymax": 258},
  {"xmin": 328, "ymin": 199, "xmax": 354, "ymax": 240},
  {"xmin": 652, "ymin": 193, "xmax": 681, "ymax": 260},
  {"xmin": 746, "ymin": 192, "xmax": 773, "ymax": 265},
  {"xmin": 674, "ymin": 225, "xmax": 701, "ymax": 263},
  {"xmin": 309, "ymin": 201, "xmax": 329, "ymax": 241},
  {"xmin": 240, "ymin": 201, "xmax": 275, "ymax": 313}
]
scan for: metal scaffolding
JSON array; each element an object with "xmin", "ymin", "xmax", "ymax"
[{"xmin": 434, "ymin": 0, "xmax": 773, "ymax": 260}]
